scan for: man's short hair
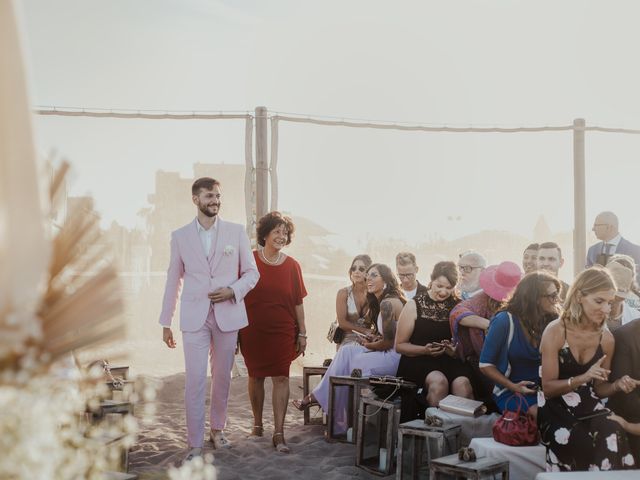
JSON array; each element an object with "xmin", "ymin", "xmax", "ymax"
[
  {"xmin": 396, "ymin": 252, "xmax": 417, "ymax": 267},
  {"xmin": 597, "ymin": 211, "xmax": 619, "ymax": 229},
  {"xmin": 192, "ymin": 177, "xmax": 221, "ymax": 196},
  {"xmin": 523, "ymin": 243, "xmax": 539, "ymax": 253},
  {"xmin": 539, "ymin": 241, "xmax": 562, "ymax": 259},
  {"xmin": 458, "ymin": 250, "xmax": 487, "ymax": 268}
]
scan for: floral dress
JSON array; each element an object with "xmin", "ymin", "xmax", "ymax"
[{"xmin": 537, "ymin": 322, "xmax": 636, "ymax": 472}]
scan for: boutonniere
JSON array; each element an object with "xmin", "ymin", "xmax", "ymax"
[{"xmin": 224, "ymin": 245, "xmax": 235, "ymax": 256}]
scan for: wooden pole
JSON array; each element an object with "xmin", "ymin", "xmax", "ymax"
[
  {"xmin": 255, "ymin": 106, "xmax": 268, "ymax": 220},
  {"xmin": 573, "ymin": 118, "xmax": 586, "ymax": 277}
]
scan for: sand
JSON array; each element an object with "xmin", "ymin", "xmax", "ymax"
[{"xmin": 128, "ymin": 373, "xmax": 390, "ymax": 479}]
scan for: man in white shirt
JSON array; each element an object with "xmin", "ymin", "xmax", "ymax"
[
  {"xmin": 457, "ymin": 251, "xmax": 487, "ymax": 300},
  {"xmin": 395, "ymin": 252, "xmax": 427, "ymax": 300}
]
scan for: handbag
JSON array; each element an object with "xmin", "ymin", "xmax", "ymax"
[
  {"xmin": 326, "ymin": 321, "xmax": 344, "ymax": 344},
  {"xmin": 492, "ymin": 392, "xmax": 539, "ymax": 446},
  {"xmin": 369, "ymin": 376, "xmax": 416, "ymax": 400}
]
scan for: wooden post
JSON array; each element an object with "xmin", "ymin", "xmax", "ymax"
[
  {"xmin": 255, "ymin": 106, "xmax": 268, "ymax": 220},
  {"xmin": 573, "ymin": 118, "xmax": 586, "ymax": 277}
]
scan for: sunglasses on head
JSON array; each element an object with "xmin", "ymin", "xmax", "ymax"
[{"xmin": 351, "ymin": 265, "xmax": 366, "ymax": 273}]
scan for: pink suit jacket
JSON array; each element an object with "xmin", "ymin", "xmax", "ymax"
[{"xmin": 158, "ymin": 218, "xmax": 259, "ymax": 332}]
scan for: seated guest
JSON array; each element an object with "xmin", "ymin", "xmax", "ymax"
[
  {"xmin": 479, "ymin": 271, "xmax": 561, "ymax": 419},
  {"xmin": 522, "ymin": 243, "xmax": 539, "ymax": 274},
  {"xmin": 608, "ymin": 254, "xmax": 640, "ymax": 310},
  {"xmin": 605, "ymin": 261, "xmax": 640, "ymax": 331},
  {"xmin": 396, "ymin": 251, "xmax": 428, "ymax": 300},
  {"xmin": 335, "ymin": 254, "xmax": 373, "ymax": 347},
  {"xmin": 292, "ymin": 264, "xmax": 405, "ymax": 434},
  {"xmin": 457, "ymin": 251, "xmax": 487, "ymax": 300},
  {"xmin": 538, "ymin": 267, "xmax": 637, "ymax": 472},
  {"xmin": 609, "ymin": 317, "xmax": 640, "ymax": 463},
  {"xmin": 537, "ymin": 241, "xmax": 570, "ymax": 301},
  {"xmin": 396, "ymin": 261, "xmax": 474, "ymax": 422},
  {"xmin": 450, "ymin": 261, "xmax": 522, "ymax": 406}
]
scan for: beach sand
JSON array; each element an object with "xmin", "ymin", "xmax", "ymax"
[{"xmin": 129, "ymin": 373, "xmax": 390, "ymax": 479}]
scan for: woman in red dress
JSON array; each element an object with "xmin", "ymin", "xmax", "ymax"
[{"xmin": 239, "ymin": 211, "xmax": 307, "ymax": 453}]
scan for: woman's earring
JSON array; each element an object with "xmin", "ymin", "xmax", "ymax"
[{"xmin": 383, "ymin": 283, "xmax": 388, "ymax": 290}]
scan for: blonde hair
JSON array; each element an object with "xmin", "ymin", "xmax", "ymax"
[{"xmin": 561, "ymin": 266, "xmax": 615, "ymax": 330}]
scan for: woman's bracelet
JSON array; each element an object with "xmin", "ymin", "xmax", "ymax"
[
  {"xmin": 567, "ymin": 377, "xmax": 573, "ymax": 389},
  {"xmin": 298, "ymin": 333, "xmax": 307, "ymax": 338}
]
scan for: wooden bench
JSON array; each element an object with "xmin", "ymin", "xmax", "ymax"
[
  {"xmin": 327, "ymin": 375, "xmax": 370, "ymax": 443},
  {"xmin": 430, "ymin": 453, "xmax": 509, "ymax": 479},
  {"xmin": 302, "ymin": 366, "xmax": 328, "ymax": 425},
  {"xmin": 426, "ymin": 407, "xmax": 500, "ymax": 445}
]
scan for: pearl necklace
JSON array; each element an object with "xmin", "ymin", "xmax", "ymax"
[{"xmin": 261, "ymin": 249, "xmax": 281, "ymax": 265}]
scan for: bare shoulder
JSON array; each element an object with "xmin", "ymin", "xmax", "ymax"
[
  {"xmin": 541, "ymin": 319, "xmax": 564, "ymax": 345},
  {"xmin": 336, "ymin": 286, "xmax": 349, "ymax": 300},
  {"xmin": 601, "ymin": 328, "xmax": 615, "ymax": 348}
]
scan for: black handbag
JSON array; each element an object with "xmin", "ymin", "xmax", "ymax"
[
  {"xmin": 369, "ymin": 376, "xmax": 416, "ymax": 400},
  {"xmin": 326, "ymin": 321, "xmax": 345, "ymax": 344}
]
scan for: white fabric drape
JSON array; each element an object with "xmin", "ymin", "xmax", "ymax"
[{"xmin": 0, "ymin": 0, "xmax": 50, "ymax": 351}]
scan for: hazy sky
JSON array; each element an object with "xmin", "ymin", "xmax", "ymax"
[{"xmin": 19, "ymin": 0, "xmax": 640, "ymax": 250}]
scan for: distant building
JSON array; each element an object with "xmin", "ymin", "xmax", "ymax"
[{"xmin": 146, "ymin": 163, "xmax": 248, "ymax": 270}]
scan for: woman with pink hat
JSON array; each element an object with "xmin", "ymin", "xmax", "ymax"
[
  {"xmin": 479, "ymin": 271, "xmax": 562, "ymax": 418},
  {"xmin": 449, "ymin": 261, "xmax": 522, "ymax": 406}
]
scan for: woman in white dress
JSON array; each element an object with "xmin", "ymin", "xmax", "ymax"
[
  {"xmin": 335, "ymin": 254, "xmax": 373, "ymax": 348},
  {"xmin": 293, "ymin": 263, "xmax": 406, "ymax": 434}
]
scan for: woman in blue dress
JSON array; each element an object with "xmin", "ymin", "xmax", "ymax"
[{"xmin": 479, "ymin": 271, "xmax": 561, "ymax": 419}]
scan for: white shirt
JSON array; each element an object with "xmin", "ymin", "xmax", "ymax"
[
  {"xmin": 403, "ymin": 286, "xmax": 418, "ymax": 300},
  {"xmin": 196, "ymin": 217, "xmax": 218, "ymax": 259},
  {"xmin": 606, "ymin": 234, "xmax": 622, "ymax": 253}
]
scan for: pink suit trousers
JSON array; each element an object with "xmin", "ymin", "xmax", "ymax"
[{"xmin": 182, "ymin": 304, "xmax": 238, "ymax": 448}]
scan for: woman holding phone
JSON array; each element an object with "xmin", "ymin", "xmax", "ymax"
[
  {"xmin": 538, "ymin": 267, "xmax": 637, "ymax": 471},
  {"xmin": 395, "ymin": 261, "xmax": 474, "ymax": 421}
]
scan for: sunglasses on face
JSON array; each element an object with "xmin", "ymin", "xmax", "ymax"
[
  {"xmin": 458, "ymin": 265, "xmax": 482, "ymax": 274},
  {"xmin": 351, "ymin": 265, "xmax": 366, "ymax": 273},
  {"xmin": 366, "ymin": 272, "xmax": 380, "ymax": 280}
]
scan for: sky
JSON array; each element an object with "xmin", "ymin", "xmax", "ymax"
[{"xmin": 18, "ymin": 0, "xmax": 640, "ymax": 251}]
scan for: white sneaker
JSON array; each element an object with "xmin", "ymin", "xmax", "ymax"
[
  {"xmin": 210, "ymin": 430, "xmax": 232, "ymax": 449},
  {"xmin": 184, "ymin": 447, "xmax": 202, "ymax": 463}
]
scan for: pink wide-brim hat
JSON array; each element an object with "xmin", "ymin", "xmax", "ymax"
[{"xmin": 479, "ymin": 261, "xmax": 523, "ymax": 302}]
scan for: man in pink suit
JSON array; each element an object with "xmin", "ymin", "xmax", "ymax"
[{"xmin": 159, "ymin": 177, "xmax": 259, "ymax": 460}]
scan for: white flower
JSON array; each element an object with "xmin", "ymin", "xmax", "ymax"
[
  {"xmin": 601, "ymin": 458, "xmax": 612, "ymax": 470},
  {"xmin": 537, "ymin": 390, "xmax": 546, "ymax": 407},
  {"xmin": 588, "ymin": 465, "xmax": 600, "ymax": 471},
  {"xmin": 606, "ymin": 433, "xmax": 618, "ymax": 452},
  {"xmin": 223, "ymin": 245, "xmax": 235, "ymax": 256},
  {"xmin": 554, "ymin": 427, "xmax": 570, "ymax": 445},
  {"xmin": 561, "ymin": 391, "xmax": 581, "ymax": 407},
  {"xmin": 623, "ymin": 454, "xmax": 635, "ymax": 466}
]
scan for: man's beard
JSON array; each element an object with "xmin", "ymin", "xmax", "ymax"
[{"xmin": 199, "ymin": 203, "xmax": 220, "ymax": 218}]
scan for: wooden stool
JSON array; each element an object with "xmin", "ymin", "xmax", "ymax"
[
  {"xmin": 355, "ymin": 395, "xmax": 401, "ymax": 476},
  {"xmin": 302, "ymin": 366, "xmax": 328, "ymax": 425},
  {"xmin": 396, "ymin": 419, "xmax": 462, "ymax": 479},
  {"xmin": 327, "ymin": 375, "xmax": 370, "ymax": 443},
  {"xmin": 91, "ymin": 400, "xmax": 133, "ymax": 423},
  {"xmin": 430, "ymin": 453, "xmax": 509, "ymax": 479}
]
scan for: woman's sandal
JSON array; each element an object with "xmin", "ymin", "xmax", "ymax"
[
  {"xmin": 248, "ymin": 425, "xmax": 263, "ymax": 438},
  {"xmin": 272, "ymin": 433, "xmax": 291, "ymax": 454},
  {"xmin": 291, "ymin": 396, "xmax": 318, "ymax": 411}
]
